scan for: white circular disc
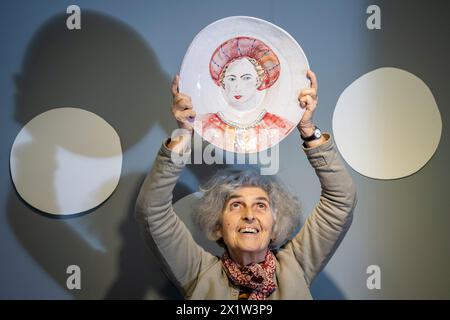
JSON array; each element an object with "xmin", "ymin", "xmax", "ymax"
[
  {"xmin": 180, "ymin": 16, "xmax": 309, "ymax": 153},
  {"xmin": 10, "ymin": 107, "xmax": 123, "ymax": 215},
  {"xmin": 333, "ymin": 67, "xmax": 442, "ymax": 179}
]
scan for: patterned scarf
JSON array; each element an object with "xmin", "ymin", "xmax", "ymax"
[{"xmin": 221, "ymin": 250, "xmax": 277, "ymax": 300}]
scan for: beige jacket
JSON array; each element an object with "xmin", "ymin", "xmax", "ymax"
[{"xmin": 135, "ymin": 134, "xmax": 357, "ymax": 299}]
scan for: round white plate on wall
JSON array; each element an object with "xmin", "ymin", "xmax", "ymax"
[
  {"xmin": 10, "ymin": 107, "xmax": 123, "ymax": 215},
  {"xmin": 333, "ymin": 67, "xmax": 442, "ymax": 180}
]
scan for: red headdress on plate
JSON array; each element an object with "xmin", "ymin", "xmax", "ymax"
[{"xmin": 209, "ymin": 36, "xmax": 280, "ymax": 91}]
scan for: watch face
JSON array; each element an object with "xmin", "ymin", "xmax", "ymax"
[{"xmin": 314, "ymin": 129, "xmax": 321, "ymax": 138}]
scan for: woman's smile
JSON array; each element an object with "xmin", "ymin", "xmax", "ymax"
[{"xmin": 237, "ymin": 228, "xmax": 260, "ymax": 239}]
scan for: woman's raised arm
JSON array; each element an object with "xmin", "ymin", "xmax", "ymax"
[
  {"xmin": 288, "ymin": 70, "xmax": 357, "ymax": 286},
  {"xmin": 134, "ymin": 77, "xmax": 216, "ymax": 297}
]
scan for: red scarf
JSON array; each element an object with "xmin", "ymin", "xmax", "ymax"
[{"xmin": 221, "ymin": 250, "xmax": 277, "ymax": 300}]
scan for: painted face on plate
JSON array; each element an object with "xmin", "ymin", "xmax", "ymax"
[{"xmin": 221, "ymin": 58, "xmax": 261, "ymax": 109}]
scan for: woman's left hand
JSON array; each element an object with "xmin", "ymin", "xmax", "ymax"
[{"xmin": 297, "ymin": 70, "xmax": 318, "ymax": 137}]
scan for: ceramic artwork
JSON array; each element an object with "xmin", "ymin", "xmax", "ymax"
[{"xmin": 180, "ymin": 16, "xmax": 309, "ymax": 153}]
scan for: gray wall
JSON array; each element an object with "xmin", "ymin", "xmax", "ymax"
[{"xmin": 1, "ymin": 0, "xmax": 449, "ymax": 299}]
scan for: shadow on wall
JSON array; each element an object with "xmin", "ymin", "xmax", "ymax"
[
  {"xmin": 8, "ymin": 10, "xmax": 222, "ymax": 299},
  {"xmin": 7, "ymin": 10, "xmax": 345, "ymax": 299},
  {"xmin": 310, "ymin": 272, "xmax": 346, "ymax": 300}
]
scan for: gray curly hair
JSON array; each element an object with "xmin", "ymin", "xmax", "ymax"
[{"xmin": 194, "ymin": 168, "xmax": 302, "ymax": 250}]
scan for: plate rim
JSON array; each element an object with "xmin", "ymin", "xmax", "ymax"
[{"xmin": 179, "ymin": 15, "xmax": 310, "ymax": 91}]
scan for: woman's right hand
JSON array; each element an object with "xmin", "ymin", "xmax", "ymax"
[
  {"xmin": 167, "ymin": 75, "xmax": 196, "ymax": 151},
  {"xmin": 171, "ymin": 75, "xmax": 196, "ymax": 133}
]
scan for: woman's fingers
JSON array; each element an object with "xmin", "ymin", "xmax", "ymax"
[
  {"xmin": 171, "ymin": 75, "xmax": 179, "ymax": 97},
  {"xmin": 299, "ymin": 93, "xmax": 317, "ymax": 109},
  {"xmin": 174, "ymin": 110, "xmax": 196, "ymax": 130},
  {"xmin": 172, "ymin": 75, "xmax": 192, "ymax": 109},
  {"xmin": 307, "ymin": 70, "xmax": 318, "ymax": 91},
  {"xmin": 174, "ymin": 109, "xmax": 196, "ymax": 122},
  {"xmin": 173, "ymin": 94, "xmax": 193, "ymax": 109},
  {"xmin": 299, "ymin": 88, "xmax": 317, "ymax": 99},
  {"xmin": 305, "ymin": 95, "xmax": 316, "ymax": 109},
  {"xmin": 184, "ymin": 109, "xmax": 196, "ymax": 119},
  {"xmin": 297, "ymin": 71, "xmax": 319, "ymax": 131},
  {"xmin": 298, "ymin": 70, "xmax": 318, "ymax": 108},
  {"xmin": 172, "ymin": 95, "xmax": 194, "ymax": 120},
  {"xmin": 171, "ymin": 74, "xmax": 196, "ymax": 132},
  {"xmin": 299, "ymin": 96, "xmax": 307, "ymax": 105}
]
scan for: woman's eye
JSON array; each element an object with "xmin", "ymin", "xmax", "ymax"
[
  {"xmin": 230, "ymin": 202, "xmax": 241, "ymax": 209},
  {"xmin": 242, "ymin": 76, "xmax": 251, "ymax": 80},
  {"xmin": 227, "ymin": 77, "xmax": 236, "ymax": 82},
  {"xmin": 256, "ymin": 203, "xmax": 267, "ymax": 209}
]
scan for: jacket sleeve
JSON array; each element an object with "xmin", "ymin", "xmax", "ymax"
[
  {"xmin": 134, "ymin": 138, "xmax": 217, "ymax": 297},
  {"xmin": 290, "ymin": 133, "xmax": 357, "ymax": 287}
]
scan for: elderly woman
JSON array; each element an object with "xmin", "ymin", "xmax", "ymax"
[{"xmin": 135, "ymin": 70, "xmax": 357, "ymax": 300}]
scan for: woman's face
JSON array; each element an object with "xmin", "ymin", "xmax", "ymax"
[
  {"xmin": 222, "ymin": 58, "xmax": 260, "ymax": 109},
  {"xmin": 217, "ymin": 187, "xmax": 274, "ymax": 263}
]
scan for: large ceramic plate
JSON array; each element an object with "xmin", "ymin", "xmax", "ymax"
[{"xmin": 180, "ymin": 16, "xmax": 309, "ymax": 153}]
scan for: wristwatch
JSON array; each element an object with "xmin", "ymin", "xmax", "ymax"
[{"xmin": 301, "ymin": 126, "xmax": 322, "ymax": 142}]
